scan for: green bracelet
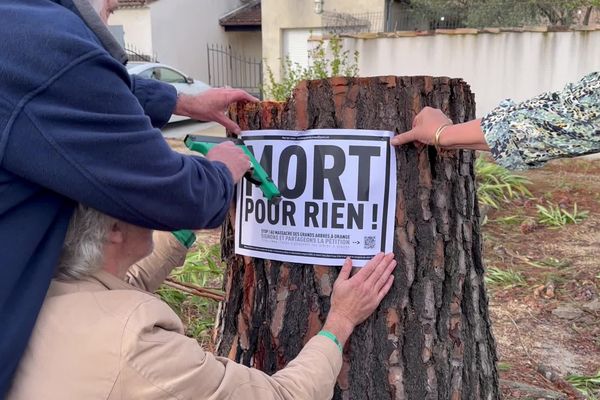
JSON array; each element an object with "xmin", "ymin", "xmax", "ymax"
[
  {"xmin": 171, "ymin": 230, "xmax": 196, "ymax": 249},
  {"xmin": 318, "ymin": 330, "xmax": 343, "ymax": 353}
]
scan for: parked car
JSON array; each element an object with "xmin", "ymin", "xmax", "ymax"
[{"xmin": 126, "ymin": 62, "xmax": 211, "ymax": 123}]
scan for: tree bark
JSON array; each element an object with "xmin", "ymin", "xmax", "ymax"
[{"xmin": 215, "ymin": 76, "xmax": 499, "ymax": 400}]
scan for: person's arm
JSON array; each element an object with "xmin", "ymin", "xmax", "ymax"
[
  {"xmin": 392, "ymin": 72, "xmax": 600, "ymax": 170},
  {"xmin": 1, "ymin": 50, "xmax": 248, "ymax": 231},
  {"xmin": 125, "ymin": 231, "xmax": 192, "ymax": 292},
  {"xmin": 131, "ymin": 75, "xmax": 259, "ymax": 133},
  {"xmin": 129, "ymin": 75, "xmax": 177, "ymax": 129},
  {"xmin": 480, "ymin": 71, "xmax": 600, "ymax": 170},
  {"xmin": 120, "ymin": 254, "xmax": 396, "ymax": 400},
  {"xmin": 174, "ymin": 89, "xmax": 259, "ymax": 134},
  {"xmin": 391, "ymin": 109, "xmax": 489, "ymax": 151}
]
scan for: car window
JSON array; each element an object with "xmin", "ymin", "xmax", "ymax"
[
  {"xmin": 136, "ymin": 68, "xmax": 154, "ymax": 79},
  {"xmin": 156, "ymin": 68, "xmax": 187, "ymax": 84}
]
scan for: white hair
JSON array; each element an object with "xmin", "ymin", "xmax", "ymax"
[{"xmin": 55, "ymin": 204, "xmax": 116, "ymax": 280}]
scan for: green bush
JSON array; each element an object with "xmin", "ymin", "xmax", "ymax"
[
  {"xmin": 566, "ymin": 370, "xmax": 600, "ymax": 399},
  {"xmin": 157, "ymin": 243, "xmax": 224, "ymax": 342},
  {"xmin": 485, "ymin": 267, "xmax": 527, "ymax": 288},
  {"xmin": 263, "ymin": 35, "xmax": 359, "ymax": 101},
  {"xmin": 536, "ymin": 202, "xmax": 589, "ymax": 228},
  {"xmin": 475, "ymin": 158, "xmax": 532, "ymax": 209}
]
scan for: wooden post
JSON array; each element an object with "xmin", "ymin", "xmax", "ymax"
[{"xmin": 215, "ymin": 76, "xmax": 499, "ymax": 399}]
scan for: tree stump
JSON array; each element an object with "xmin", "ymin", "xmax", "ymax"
[{"xmin": 215, "ymin": 76, "xmax": 499, "ymax": 399}]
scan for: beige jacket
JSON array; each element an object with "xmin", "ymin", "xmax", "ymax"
[{"xmin": 9, "ymin": 232, "xmax": 342, "ymax": 400}]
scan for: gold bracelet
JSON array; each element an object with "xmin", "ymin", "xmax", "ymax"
[{"xmin": 434, "ymin": 123, "xmax": 452, "ymax": 149}]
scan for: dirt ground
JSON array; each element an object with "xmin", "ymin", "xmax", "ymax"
[
  {"xmin": 174, "ymin": 134, "xmax": 599, "ymax": 398},
  {"xmin": 483, "ymin": 159, "xmax": 600, "ymax": 399}
]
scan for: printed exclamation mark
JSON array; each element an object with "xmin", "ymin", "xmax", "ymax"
[{"xmin": 372, "ymin": 204, "xmax": 378, "ymax": 229}]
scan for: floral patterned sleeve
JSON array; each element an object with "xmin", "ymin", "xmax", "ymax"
[{"xmin": 481, "ymin": 72, "xmax": 600, "ymax": 170}]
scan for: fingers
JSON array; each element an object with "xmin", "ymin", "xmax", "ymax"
[
  {"xmin": 337, "ymin": 257, "xmax": 353, "ymax": 281},
  {"xmin": 365, "ymin": 253, "xmax": 395, "ymax": 287},
  {"xmin": 328, "ymin": 253, "xmax": 397, "ymax": 330},
  {"xmin": 206, "ymin": 141, "xmax": 251, "ymax": 182},
  {"xmin": 355, "ymin": 252, "xmax": 385, "ymax": 280},
  {"xmin": 412, "ymin": 113, "xmax": 421, "ymax": 129},
  {"xmin": 373, "ymin": 257, "xmax": 397, "ymax": 293},
  {"xmin": 391, "ymin": 129, "xmax": 417, "ymax": 146},
  {"xmin": 376, "ymin": 275, "xmax": 395, "ymax": 303},
  {"xmin": 227, "ymin": 89, "xmax": 260, "ymax": 103},
  {"xmin": 209, "ymin": 140, "xmax": 248, "ymax": 160},
  {"xmin": 215, "ymin": 141, "xmax": 233, "ymax": 148},
  {"xmin": 213, "ymin": 112, "xmax": 242, "ymax": 135},
  {"xmin": 394, "ymin": 107, "xmax": 451, "ymax": 146}
]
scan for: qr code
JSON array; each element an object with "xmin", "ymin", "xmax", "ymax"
[{"xmin": 364, "ymin": 236, "xmax": 376, "ymax": 249}]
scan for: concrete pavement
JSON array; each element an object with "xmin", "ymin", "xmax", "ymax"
[{"xmin": 162, "ymin": 120, "xmax": 226, "ymax": 139}]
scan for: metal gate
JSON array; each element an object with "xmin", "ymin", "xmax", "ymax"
[
  {"xmin": 125, "ymin": 44, "xmax": 158, "ymax": 63},
  {"xmin": 207, "ymin": 44, "xmax": 262, "ymax": 99}
]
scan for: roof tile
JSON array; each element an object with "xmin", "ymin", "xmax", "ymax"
[{"xmin": 220, "ymin": 1, "xmax": 261, "ymax": 27}]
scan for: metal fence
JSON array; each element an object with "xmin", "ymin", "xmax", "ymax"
[
  {"xmin": 207, "ymin": 44, "xmax": 262, "ymax": 99},
  {"xmin": 124, "ymin": 44, "xmax": 158, "ymax": 63},
  {"xmin": 387, "ymin": 9, "xmax": 465, "ymax": 31},
  {"xmin": 322, "ymin": 11, "xmax": 385, "ymax": 34},
  {"xmin": 322, "ymin": 10, "xmax": 465, "ymax": 33},
  {"xmin": 321, "ymin": 5, "xmax": 599, "ymax": 34}
]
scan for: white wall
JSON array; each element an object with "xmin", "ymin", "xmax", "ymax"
[
  {"xmin": 109, "ymin": 8, "xmax": 153, "ymax": 55},
  {"xmin": 262, "ymin": 0, "xmax": 385, "ymax": 81},
  {"xmin": 283, "ymin": 29, "xmax": 323, "ymax": 68},
  {"xmin": 335, "ymin": 30, "xmax": 600, "ymax": 116},
  {"xmin": 149, "ymin": 0, "xmax": 260, "ymax": 82}
]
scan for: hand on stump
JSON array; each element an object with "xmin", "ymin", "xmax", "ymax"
[{"xmin": 323, "ymin": 253, "xmax": 396, "ymax": 346}]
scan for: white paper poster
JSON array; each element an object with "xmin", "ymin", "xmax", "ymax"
[{"xmin": 235, "ymin": 129, "xmax": 397, "ymax": 267}]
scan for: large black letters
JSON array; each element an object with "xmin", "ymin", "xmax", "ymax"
[{"xmin": 313, "ymin": 145, "xmax": 346, "ymax": 201}]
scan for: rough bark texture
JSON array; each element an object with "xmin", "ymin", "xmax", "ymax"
[{"xmin": 215, "ymin": 76, "xmax": 499, "ymax": 399}]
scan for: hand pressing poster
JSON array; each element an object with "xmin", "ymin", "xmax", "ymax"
[{"xmin": 235, "ymin": 129, "xmax": 396, "ymax": 267}]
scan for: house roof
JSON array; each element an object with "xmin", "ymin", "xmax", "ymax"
[{"xmin": 219, "ymin": 0, "xmax": 261, "ymax": 31}]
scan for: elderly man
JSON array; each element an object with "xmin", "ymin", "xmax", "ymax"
[
  {"xmin": 8, "ymin": 206, "xmax": 397, "ymax": 399},
  {"xmin": 0, "ymin": 0, "xmax": 254, "ymax": 393}
]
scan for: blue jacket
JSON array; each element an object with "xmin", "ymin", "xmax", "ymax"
[{"xmin": 0, "ymin": 0, "xmax": 234, "ymax": 394}]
